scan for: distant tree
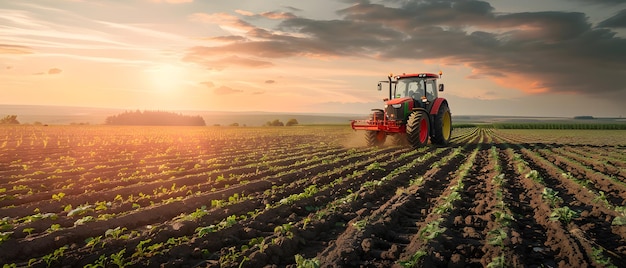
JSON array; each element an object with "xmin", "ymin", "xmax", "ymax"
[
  {"xmin": 286, "ymin": 118, "xmax": 299, "ymax": 126},
  {"xmin": 104, "ymin": 110, "xmax": 206, "ymax": 126},
  {"xmin": 229, "ymin": 123, "xmax": 239, "ymax": 127},
  {"xmin": 266, "ymin": 119, "xmax": 284, "ymax": 126},
  {"xmin": 0, "ymin": 115, "xmax": 20, "ymax": 125}
]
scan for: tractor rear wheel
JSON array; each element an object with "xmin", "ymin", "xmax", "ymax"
[
  {"xmin": 431, "ymin": 103, "xmax": 452, "ymax": 145},
  {"xmin": 391, "ymin": 133, "xmax": 408, "ymax": 146},
  {"xmin": 365, "ymin": 131, "xmax": 386, "ymax": 146},
  {"xmin": 406, "ymin": 110, "xmax": 430, "ymax": 148}
]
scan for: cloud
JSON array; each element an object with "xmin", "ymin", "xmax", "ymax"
[
  {"xmin": 185, "ymin": 0, "xmax": 626, "ymax": 101},
  {"xmin": 598, "ymin": 9, "xmax": 626, "ymax": 28},
  {"xmin": 265, "ymin": 80, "xmax": 275, "ymax": 84},
  {"xmin": 183, "ymin": 52, "xmax": 273, "ymax": 70},
  {"xmin": 48, "ymin": 68, "xmax": 62, "ymax": 74},
  {"xmin": 147, "ymin": 0, "xmax": 193, "ymax": 3},
  {"xmin": 200, "ymin": 81, "xmax": 214, "ymax": 88},
  {"xmin": 214, "ymin": 86, "xmax": 243, "ymax": 95},
  {"xmin": 0, "ymin": 44, "xmax": 33, "ymax": 54}
]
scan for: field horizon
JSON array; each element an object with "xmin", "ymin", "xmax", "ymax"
[{"xmin": 2, "ymin": 104, "xmax": 624, "ymax": 127}]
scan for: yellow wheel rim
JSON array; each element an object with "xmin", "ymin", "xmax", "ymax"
[{"xmin": 443, "ymin": 111, "xmax": 451, "ymax": 140}]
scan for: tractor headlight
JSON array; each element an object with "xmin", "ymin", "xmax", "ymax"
[{"xmin": 392, "ymin": 104, "xmax": 402, "ymax": 108}]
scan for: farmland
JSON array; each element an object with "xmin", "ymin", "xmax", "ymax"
[{"xmin": 0, "ymin": 125, "xmax": 625, "ymax": 267}]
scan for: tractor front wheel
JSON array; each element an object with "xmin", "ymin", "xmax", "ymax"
[
  {"xmin": 391, "ymin": 133, "xmax": 408, "ymax": 146},
  {"xmin": 365, "ymin": 131, "xmax": 386, "ymax": 146},
  {"xmin": 407, "ymin": 110, "xmax": 430, "ymax": 148}
]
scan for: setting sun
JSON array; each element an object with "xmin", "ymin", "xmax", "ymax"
[{"xmin": 146, "ymin": 64, "xmax": 186, "ymax": 93}]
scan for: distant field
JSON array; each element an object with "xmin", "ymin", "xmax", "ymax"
[{"xmin": 0, "ymin": 125, "xmax": 625, "ymax": 267}]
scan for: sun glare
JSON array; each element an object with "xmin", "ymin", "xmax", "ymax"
[{"xmin": 147, "ymin": 64, "xmax": 185, "ymax": 93}]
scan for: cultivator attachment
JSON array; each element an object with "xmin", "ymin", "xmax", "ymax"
[{"xmin": 351, "ymin": 119, "xmax": 406, "ymax": 133}]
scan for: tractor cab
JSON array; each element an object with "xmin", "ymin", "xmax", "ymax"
[
  {"xmin": 375, "ymin": 73, "xmax": 443, "ymax": 123},
  {"xmin": 378, "ymin": 73, "xmax": 442, "ymax": 111}
]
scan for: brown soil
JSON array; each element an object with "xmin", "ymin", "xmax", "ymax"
[{"xmin": 0, "ymin": 126, "xmax": 624, "ymax": 267}]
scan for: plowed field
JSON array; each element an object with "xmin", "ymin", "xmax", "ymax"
[{"xmin": 0, "ymin": 126, "xmax": 625, "ymax": 267}]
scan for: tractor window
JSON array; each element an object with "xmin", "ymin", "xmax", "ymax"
[
  {"xmin": 425, "ymin": 80, "xmax": 437, "ymax": 100},
  {"xmin": 395, "ymin": 78, "xmax": 425, "ymax": 99}
]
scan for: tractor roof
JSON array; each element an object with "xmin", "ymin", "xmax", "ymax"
[{"xmin": 396, "ymin": 73, "xmax": 440, "ymax": 79}]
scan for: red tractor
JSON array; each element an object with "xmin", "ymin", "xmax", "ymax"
[{"xmin": 351, "ymin": 72, "xmax": 452, "ymax": 148}]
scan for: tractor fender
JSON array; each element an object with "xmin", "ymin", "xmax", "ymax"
[{"xmin": 429, "ymin": 98, "xmax": 447, "ymax": 115}]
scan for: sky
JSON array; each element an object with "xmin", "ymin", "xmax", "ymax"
[{"xmin": 1, "ymin": 0, "xmax": 626, "ymax": 117}]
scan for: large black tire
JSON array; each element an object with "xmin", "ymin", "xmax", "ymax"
[
  {"xmin": 365, "ymin": 131, "xmax": 386, "ymax": 146},
  {"xmin": 406, "ymin": 110, "xmax": 430, "ymax": 148},
  {"xmin": 390, "ymin": 133, "xmax": 408, "ymax": 146},
  {"xmin": 431, "ymin": 103, "xmax": 452, "ymax": 146}
]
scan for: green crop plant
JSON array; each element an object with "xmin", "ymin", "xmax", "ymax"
[
  {"xmin": 352, "ymin": 219, "xmax": 368, "ymax": 231},
  {"xmin": 219, "ymin": 246, "xmax": 242, "ymax": 267},
  {"xmin": 131, "ymin": 239, "xmax": 152, "ymax": 259},
  {"xmin": 274, "ymin": 222, "xmax": 294, "ymax": 238},
  {"xmin": 110, "ymin": 249, "xmax": 127, "ymax": 268},
  {"xmin": 105, "ymin": 227, "xmax": 128, "ymax": 240},
  {"xmin": 542, "ymin": 188, "xmax": 563, "ymax": 207},
  {"xmin": 196, "ymin": 225, "xmax": 216, "ymax": 237},
  {"xmin": 549, "ymin": 206, "xmax": 579, "ymax": 224},
  {"xmin": 593, "ymin": 191, "xmax": 610, "ymax": 207},
  {"xmin": 295, "ymin": 254, "xmax": 320, "ymax": 268},
  {"xmin": 492, "ymin": 174, "xmax": 505, "ymax": 187},
  {"xmin": 22, "ymin": 227, "xmax": 35, "ymax": 236},
  {"xmin": 487, "ymin": 228, "xmax": 507, "ymax": 247},
  {"xmin": 525, "ymin": 170, "xmax": 543, "ymax": 183},
  {"xmin": 419, "ymin": 219, "xmax": 446, "ymax": 241},
  {"xmin": 612, "ymin": 213, "xmax": 626, "ymax": 226},
  {"xmin": 84, "ymin": 255, "xmax": 107, "ymax": 268},
  {"xmin": 366, "ymin": 162, "xmax": 385, "ymax": 171},
  {"xmin": 74, "ymin": 216, "xmax": 94, "ymax": 226},
  {"xmin": 67, "ymin": 204, "xmax": 93, "ymax": 217},
  {"xmin": 397, "ymin": 250, "xmax": 427, "ymax": 267},
  {"xmin": 47, "ymin": 224, "xmax": 61, "ymax": 233},
  {"xmin": 487, "ymin": 254, "xmax": 506, "ymax": 268},
  {"xmin": 94, "ymin": 201, "xmax": 111, "ymax": 211},
  {"xmin": 0, "ymin": 231, "xmax": 13, "ymax": 245},
  {"xmin": 492, "ymin": 211, "xmax": 514, "ymax": 226},
  {"xmin": 591, "ymin": 247, "xmax": 617, "ymax": 268},
  {"xmin": 41, "ymin": 245, "xmax": 68, "ymax": 268},
  {"xmin": 85, "ymin": 236, "xmax": 104, "ymax": 251}
]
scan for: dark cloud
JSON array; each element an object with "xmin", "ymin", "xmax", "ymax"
[
  {"xmin": 214, "ymin": 86, "xmax": 243, "ymax": 95},
  {"xmin": 283, "ymin": 6, "xmax": 302, "ymax": 12},
  {"xmin": 598, "ymin": 9, "xmax": 626, "ymax": 28},
  {"xmin": 48, "ymin": 68, "xmax": 62, "ymax": 75},
  {"xmin": 185, "ymin": 0, "xmax": 626, "ymax": 99},
  {"xmin": 206, "ymin": 36, "xmax": 247, "ymax": 43},
  {"xmin": 265, "ymin": 80, "xmax": 275, "ymax": 84},
  {"xmin": 259, "ymin": 11, "xmax": 297, "ymax": 20},
  {"xmin": 570, "ymin": 0, "xmax": 626, "ymax": 5},
  {"xmin": 0, "ymin": 44, "xmax": 33, "ymax": 54}
]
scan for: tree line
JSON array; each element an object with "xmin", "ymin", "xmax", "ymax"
[
  {"xmin": 265, "ymin": 119, "xmax": 299, "ymax": 126},
  {"xmin": 0, "ymin": 115, "xmax": 20, "ymax": 125},
  {"xmin": 104, "ymin": 110, "xmax": 206, "ymax": 126}
]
